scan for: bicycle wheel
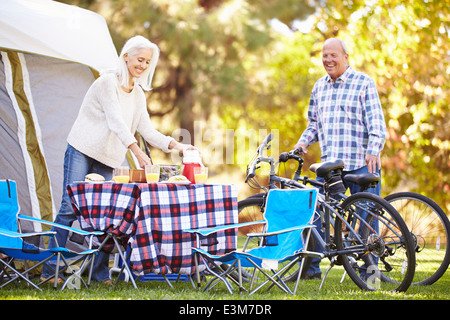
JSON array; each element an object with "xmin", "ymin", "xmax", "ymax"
[
  {"xmin": 385, "ymin": 192, "xmax": 450, "ymax": 285},
  {"xmin": 334, "ymin": 192, "xmax": 416, "ymax": 292},
  {"xmin": 238, "ymin": 195, "xmax": 266, "ymax": 250},
  {"xmin": 237, "ymin": 194, "xmax": 314, "ymax": 283}
]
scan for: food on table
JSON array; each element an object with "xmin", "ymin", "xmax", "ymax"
[
  {"xmin": 167, "ymin": 175, "xmax": 190, "ymax": 183},
  {"xmin": 159, "ymin": 164, "xmax": 185, "ymax": 182},
  {"xmin": 85, "ymin": 173, "xmax": 105, "ymax": 182}
]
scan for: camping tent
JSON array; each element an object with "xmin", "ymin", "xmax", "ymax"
[{"xmin": 0, "ymin": 0, "xmax": 118, "ymax": 231}]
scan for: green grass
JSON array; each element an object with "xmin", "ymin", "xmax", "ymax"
[{"xmin": 1, "ymin": 260, "xmax": 448, "ymax": 301}]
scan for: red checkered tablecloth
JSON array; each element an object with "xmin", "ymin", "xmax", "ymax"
[{"xmin": 67, "ymin": 182, "xmax": 238, "ymax": 275}]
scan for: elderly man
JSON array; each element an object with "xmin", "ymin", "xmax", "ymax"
[{"xmin": 295, "ymin": 38, "xmax": 387, "ymax": 279}]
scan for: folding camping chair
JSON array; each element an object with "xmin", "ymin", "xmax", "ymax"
[
  {"xmin": 0, "ymin": 179, "xmax": 103, "ymax": 291},
  {"xmin": 185, "ymin": 188, "xmax": 322, "ymax": 295}
]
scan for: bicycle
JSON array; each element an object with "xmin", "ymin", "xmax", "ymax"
[
  {"xmin": 238, "ymin": 134, "xmax": 416, "ymax": 292},
  {"xmin": 247, "ymin": 140, "xmax": 449, "ymax": 286},
  {"xmin": 384, "ymin": 192, "xmax": 449, "ymax": 285}
]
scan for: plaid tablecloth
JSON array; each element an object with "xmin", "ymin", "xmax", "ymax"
[{"xmin": 67, "ymin": 182, "xmax": 238, "ymax": 275}]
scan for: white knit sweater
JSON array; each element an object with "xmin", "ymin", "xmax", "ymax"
[{"xmin": 67, "ymin": 73, "xmax": 174, "ymax": 168}]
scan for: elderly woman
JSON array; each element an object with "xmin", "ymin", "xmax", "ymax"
[{"xmin": 41, "ymin": 36, "xmax": 197, "ymax": 284}]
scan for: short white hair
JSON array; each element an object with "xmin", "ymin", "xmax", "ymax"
[
  {"xmin": 324, "ymin": 38, "xmax": 348, "ymax": 55},
  {"xmin": 117, "ymin": 35, "xmax": 160, "ymax": 91}
]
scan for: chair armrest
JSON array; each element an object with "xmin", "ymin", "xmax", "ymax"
[
  {"xmin": 0, "ymin": 226, "xmax": 56, "ymax": 238},
  {"xmin": 18, "ymin": 214, "xmax": 104, "ymax": 237},
  {"xmin": 247, "ymin": 223, "xmax": 315, "ymax": 238},
  {"xmin": 184, "ymin": 220, "xmax": 266, "ymax": 237}
]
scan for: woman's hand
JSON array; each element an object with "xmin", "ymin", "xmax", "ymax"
[
  {"xmin": 129, "ymin": 142, "xmax": 152, "ymax": 168},
  {"xmin": 169, "ymin": 140, "xmax": 200, "ymax": 155}
]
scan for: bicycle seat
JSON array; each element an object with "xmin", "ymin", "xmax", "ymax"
[
  {"xmin": 343, "ymin": 173, "xmax": 380, "ymax": 189},
  {"xmin": 309, "ymin": 160, "xmax": 344, "ymax": 178}
]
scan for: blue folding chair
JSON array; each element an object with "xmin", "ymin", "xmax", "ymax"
[
  {"xmin": 0, "ymin": 180, "xmax": 103, "ymax": 290},
  {"xmin": 185, "ymin": 188, "xmax": 322, "ymax": 295}
]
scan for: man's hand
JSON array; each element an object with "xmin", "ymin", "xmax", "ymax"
[
  {"xmin": 294, "ymin": 142, "xmax": 308, "ymax": 154},
  {"xmin": 366, "ymin": 154, "xmax": 380, "ymax": 173}
]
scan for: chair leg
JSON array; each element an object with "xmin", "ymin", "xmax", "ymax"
[
  {"xmin": 294, "ymin": 256, "xmax": 307, "ymax": 294},
  {"xmin": 54, "ymin": 253, "xmax": 62, "ymax": 290},
  {"xmin": 238, "ymin": 260, "xmax": 243, "ymax": 292},
  {"xmin": 208, "ymin": 262, "xmax": 243, "ymax": 292},
  {"xmin": 249, "ymin": 268, "xmax": 258, "ymax": 291},
  {"xmin": 115, "ymin": 251, "xmax": 134, "ymax": 286},
  {"xmin": 0, "ymin": 256, "xmax": 16, "ymax": 283},
  {"xmin": 194, "ymin": 251, "xmax": 201, "ymax": 290},
  {"xmin": 0, "ymin": 258, "xmax": 42, "ymax": 291},
  {"xmin": 294, "ymin": 228, "xmax": 314, "ymax": 294},
  {"xmin": 87, "ymin": 254, "xmax": 95, "ymax": 286},
  {"xmin": 262, "ymin": 257, "xmax": 302, "ymax": 294},
  {"xmin": 188, "ymin": 275, "xmax": 196, "ymax": 289},
  {"xmin": 162, "ymin": 274, "xmax": 174, "ymax": 288},
  {"xmin": 61, "ymin": 256, "xmax": 93, "ymax": 290},
  {"xmin": 246, "ymin": 258, "xmax": 292, "ymax": 295},
  {"xmin": 112, "ymin": 237, "xmax": 137, "ymax": 289},
  {"xmin": 197, "ymin": 255, "xmax": 234, "ymax": 294}
]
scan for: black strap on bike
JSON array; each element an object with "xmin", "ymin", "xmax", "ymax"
[{"xmin": 309, "ymin": 190, "xmax": 313, "ymax": 209}]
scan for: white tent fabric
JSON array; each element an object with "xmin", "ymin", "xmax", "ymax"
[
  {"xmin": 0, "ymin": 0, "xmax": 117, "ymax": 74},
  {"xmin": 0, "ymin": 0, "xmax": 118, "ymax": 231}
]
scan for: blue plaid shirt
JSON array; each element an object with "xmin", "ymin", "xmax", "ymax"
[{"xmin": 298, "ymin": 67, "xmax": 386, "ymax": 171}]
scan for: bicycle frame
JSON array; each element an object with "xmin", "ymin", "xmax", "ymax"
[
  {"xmin": 247, "ymin": 139, "xmax": 404, "ymax": 263},
  {"xmin": 267, "ymin": 174, "xmax": 370, "ymax": 259}
]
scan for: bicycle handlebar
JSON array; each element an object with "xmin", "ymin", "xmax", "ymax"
[
  {"xmin": 245, "ymin": 158, "xmax": 258, "ymax": 182},
  {"xmin": 246, "ymin": 134, "xmax": 274, "ymax": 182},
  {"xmin": 244, "ymin": 135, "xmax": 325, "ymax": 193},
  {"xmin": 246, "ymin": 134, "xmax": 308, "ymax": 184},
  {"xmin": 279, "ymin": 148, "xmax": 304, "ymax": 163},
  {"xmin": 258, "ymin": 133, "xmax": 273, "ymax": 155}
]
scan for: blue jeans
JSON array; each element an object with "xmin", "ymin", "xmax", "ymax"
[
  {"xmin": 307, "ymin": 165, "xmax": 381, "ymax": 275},
  {"xmin": 42, "ymin": 144, "xmax": 113, "ymax": 282}
]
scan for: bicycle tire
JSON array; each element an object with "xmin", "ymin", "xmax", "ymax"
[
  {"xmin": 334, "ymin": 192, "xmax": 416, "ymax": 292},
  {"xmin": 385, "ymin": 192, "xmax": 450, "ymax": 285},
  {"xmin": 237, "ymin": 195, "xmax": 315, "ymax": 282},
  {"xmin": 237, "ymin": 195, "xmax": 266, "ymax": 250}
]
